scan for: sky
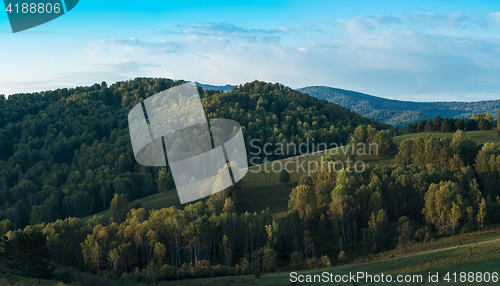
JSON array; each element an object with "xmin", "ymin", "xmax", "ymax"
[{"xmin": 1, "ymin": 0, "xmax": 500, "ymax": 102}]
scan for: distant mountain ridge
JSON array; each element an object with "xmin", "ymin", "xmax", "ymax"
[
  {"xmin": 298, "ymin": 86, "xmax": 500, "ymax": 126},
  {"xmin": 190, "ymin": 82, "xmax": 234, "ymax": 93}
]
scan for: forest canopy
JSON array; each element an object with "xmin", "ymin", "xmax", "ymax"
[{"xmin": 0, "ymin": 78, "xmax": 389, "ymax": 230}]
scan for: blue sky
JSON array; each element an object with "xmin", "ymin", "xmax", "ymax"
[{"xmin": 1, "ymin": 0, "xmax": 500, "ymax": 102}]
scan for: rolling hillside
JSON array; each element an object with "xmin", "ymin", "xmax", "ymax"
[
  {"xmin": 298, "ymin": 86, "xmax": 500, "ymax": 126},
  {"xmin": 0, "ymin": 78, "xmax": 389, "ymax": 231},
  {"xmin": 93, "ymin": 130, "xmax": 500, "ymax": 219}
]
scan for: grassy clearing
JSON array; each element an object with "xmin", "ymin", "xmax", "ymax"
[
  {"xmin": 87, "ymin": 149, "xmax": 334, "ymax": 219},
  {"xmin": 87, "ymin": 130, "xmax": 500, "ymax": 220},
  {"xmin": 393, "ymin": 130, "xmax": 500, "ymax": 145},
  {"xmin": 0, "ymin": 275, "xmax": 61, "ymax": 286},
  {"xmin": 114, "ymin": 148, "xmax": 392, "ymax": 218},
  {"xmin": 0, "ymin": 265, "xmax": 139, "ymax": 286}
]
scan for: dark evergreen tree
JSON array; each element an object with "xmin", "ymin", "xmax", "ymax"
[
  {"xmin": 0, "ymin": 230, "xmax": 54, "ymax": 281},
  {"xmin": 279, "ymin": 169, "xmax": 291, "ymax": 184},
  {"xmin": 406, "ymin": 123, "xmax": 412, "ymax": 134}
]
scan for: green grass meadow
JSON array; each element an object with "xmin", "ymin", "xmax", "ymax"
[
  {"xmin": 393, "ymin": 130, "xmax": 500, "ymax": 146},
  {"xmin": 158, "ymin": 230, "xmax": 500, "ymax": 286}
]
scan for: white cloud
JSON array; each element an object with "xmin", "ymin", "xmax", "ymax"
[
  {"xmin": 339, "ymin": 15, "xmax": 403, "ymax": 32},
  {"xmin": 339, "ymin": 12, "xmax": 500, "ymax": 35},
  {"xmin": 405, "ymin": 12, "xmax": 469, "ymax": 30},
  {"xmin": 489, "ymin": 12, "xmax": 500, "ymax": 22},
  {"xmin": 89, "ymin": 38, "xmax": 182, "ymax": 54}
]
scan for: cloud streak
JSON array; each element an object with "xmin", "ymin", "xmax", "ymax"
[{"xmin": 89, "ymin": 38, "xmax": 183, "ymax": 54}]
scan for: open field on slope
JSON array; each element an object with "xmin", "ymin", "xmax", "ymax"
[
  {"xmin": 393, "ymin": 130, "xmax": 500, "ymax": 145},
  {"xmin": 87, "ymin": 146, "xmax": 391, "ymax": 220},
  {"xmin": 87, "ymin": 130, "xmax": 500, "ymax": 220}
]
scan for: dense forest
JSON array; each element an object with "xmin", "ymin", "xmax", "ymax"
[
  {"xmin": 0, "ymin": 78, "xmax": 388, "ymax": 231},
  {"xmin": 1, "ymin": 129, "xmax": 499, "ymax": 284},
  {"xmin": 299, "ymin": 86, "xmax": 500, "ymax": 126}
]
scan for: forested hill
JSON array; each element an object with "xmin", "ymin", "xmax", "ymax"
[
  {"xmin": 298, "ymin": 86, "xmax": 500, "ymax": 126},
  {"xmin": 0, "ymin": 78, "xmax": 388, "ymax": 230}
]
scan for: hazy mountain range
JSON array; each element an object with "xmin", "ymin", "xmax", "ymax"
[
  {"xmin": 298, "ymin": 86, "xmax": 500, "ymax": 126},
  {"xmin": 189, "ymin": 82, "xmax": 234, "ymax": 93}
]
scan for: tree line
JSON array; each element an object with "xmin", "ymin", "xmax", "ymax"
[{"xmin": 406, "ymin": 113, "xmax": 496, "ymax": 134}]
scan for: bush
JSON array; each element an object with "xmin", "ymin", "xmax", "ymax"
[
  {"xmin": 424, "ymin": 232, "xmax": 433, "ymax": 244},
  {"xmin": 53, "ymin": 270, "xmax": 72, "ymax": 284},
  {"xmin": 253, "ymin": 269, "xmax": 262, "ymax": 278},
  {"xmin": 159, "ymin": 264, "xmax": 176, "ymax": 280},
  {"xmin": 414, "ymin": 228, "xmax": 426, "ymax": 241},
  {"xmin": 253, "ymin": 247, "xmax": 278, "ymax": 273},
  {"xmin": 212, "ymin": 264, "xmax": 233, "ymax": 277},
  {"xmin": 460, "ymin": 222, "xmax": 474, "ymax": 234},
  {"xmin": 120, "ymin": 268, "xmax": 145, "ymax": 283},
  {"xmin": 290, "ymin": 251, "xmax": 303, "ymax": 270},
  {"xmin": 262, "ymin": 248, "xmax": 278, "ymax": 272},
  {"xmin": 338, "ymin": 251, "xmax": 348, "ymax": 263},
  {"xmin": 176, "ymin": 263, "xmax": 191, "ymax": 280},
  {"xmin": 103, "ymin": 271, "xmax": 114, "ymax": 280},
  {"xmin": 371, "ymin": 243, "xmax": 378, "ymax": 253},
  {"xmin": 318, "ymin": 255, "xmax": 331, "ymax": 268},
  {"xmin": 305, "ymin": 258, "xmax": 317, "ymax": 269},
  {"xmin": 190, "ymin": 261, "xmax": 213, "ymax": 278},
  {"xmin": 234, "ymin": 258, "xmax": 252, "ymax": 275}
]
